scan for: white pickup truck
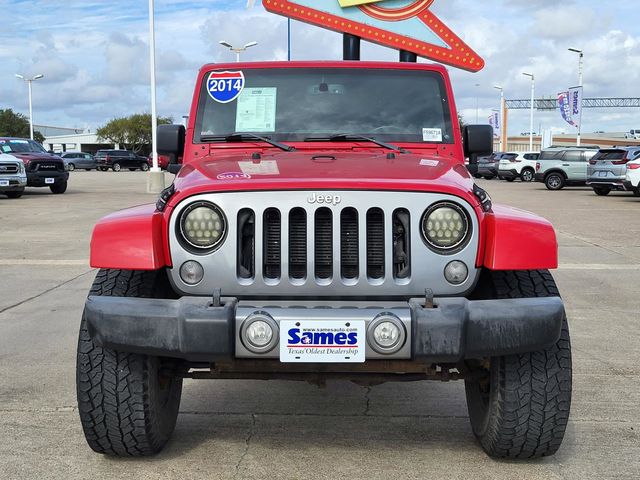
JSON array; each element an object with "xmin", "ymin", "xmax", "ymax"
[{"xmin": 0, "ymin": 153, "xmax": 27, "ymax": 198}]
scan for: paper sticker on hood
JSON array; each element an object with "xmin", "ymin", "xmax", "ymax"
[{"xmin": 239, "ymin": 160, "xmax": 279, "ymax": 176}]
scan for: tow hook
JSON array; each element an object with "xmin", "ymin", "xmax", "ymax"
[
  {"xmin": 424, "ymin": 288, "xmax": 435, "ymax": 309},
  {"xmin": 210, "ymin": 288, "xmax": 222, "ymax": 308}
]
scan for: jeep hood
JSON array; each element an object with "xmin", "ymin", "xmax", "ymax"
[{"xmin": 173, "ymin": 150, "xmax": 477, "ymax": 204}]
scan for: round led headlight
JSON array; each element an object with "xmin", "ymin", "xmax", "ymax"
[
  {"xmin": 421, "ymin": 202, "xmax": 471, "ymax": 252},
  {"xmin": 179, "ymin": 201, "xmax": 227, "ymax": 252}
]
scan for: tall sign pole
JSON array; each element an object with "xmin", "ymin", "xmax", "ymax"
[
  {"xmin": 147, "ymin": 0, "xmax": 164, "ymax": 193},
  {"xmin": 569, "ymin": 48, "xmax": 584, "ymax": 147}
]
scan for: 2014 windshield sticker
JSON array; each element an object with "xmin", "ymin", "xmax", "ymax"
[{"xmin": 207, "ymin": 71, "xmax": 245, "ymax": 103}]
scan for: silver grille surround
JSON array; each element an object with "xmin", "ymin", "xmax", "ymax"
[{"xmin": 168, "ymin": 191, "xmax": 481, "ymax": 297}]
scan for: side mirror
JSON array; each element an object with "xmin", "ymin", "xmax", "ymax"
[
  {"xmin": 158, "ymin": 124, "xmax": 185, "ymax": 158},
  {"xmin": 463, "ymin": 125, "xmax": 493, "ymax": 158}
]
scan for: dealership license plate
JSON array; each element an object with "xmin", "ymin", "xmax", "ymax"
[
  {"xmin": 0, "ymin": 180, "xmax": 9, "ymax": 187},
  {"xmin": 45, "ymin": 178, "xmax": 55, "ymax": 184},
  {"xmin": 279, "ymin": 320, "xmax": 366, "ymax": 363}
]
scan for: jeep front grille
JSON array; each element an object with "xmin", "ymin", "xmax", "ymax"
[
  {"xmin": 169, "ymin": 191, "xmax": 481, "ymax": 297},
  {"xmin": 238, "ymin": 205, "xmax": 406, "ymax": 285}
]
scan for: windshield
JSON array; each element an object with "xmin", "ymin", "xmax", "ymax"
[
  {"xmin": 195, "ymin": 68, "xmax": 454, "ymax": 144},
  {"xmin": 0, "ymin": 139, "xmax": 47, "ymax": 154}
]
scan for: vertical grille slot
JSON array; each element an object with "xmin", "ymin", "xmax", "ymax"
[
  {"xmin": 340, "ymin": 208, "xmax": 359, "ymax": 279},
  {"xmin": 393, "ymin": 209, "xmax": 411, "ymax": 279},
  {"xmin": 366, "ymin": 208, "xmax": 385, "ymax": 279},
  {"xmin": 263, "ymin": 208, "xmax": 281, "ymax": 280},
  {"xmin": 314, "ymin": 208, "xmax": 333, "ymax": 280},
  {"xmin": 289, "ymin": 208, "xmax": 307, "ymax": 280},
  {"xmin": 237, "ymin": 209, "xmax": 255, "ymax": 279}
]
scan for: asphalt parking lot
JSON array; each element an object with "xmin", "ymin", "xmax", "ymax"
[{"xmin": 1, "ymin": 171, "xmax": 639, "ymax": 480}]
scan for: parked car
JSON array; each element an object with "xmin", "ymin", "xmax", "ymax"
[
  {"xmin": 623, "ymin": 158, "xmax": 640, "ymax": 196},
  {"xmin": 79, "ymin": 61, "xmax": 572, "ymax": 459},
  {"xmin": 147, "ymin": 153, "xmax": 170, "ymax": 170},
  {"xmin": 476, "ymin": 153, "xmax": 500, "ymax": 179},
  {"xmin": 0, "ymin": 138, "xmax": 69, "ymax": 194},
  {"xmin": 60, "ymin": 152, "xmax": 96, "ymax": 171},
  {"xmin": 0, "ymin": 153, "xmax": 27, "ymax": 198},
  {"xmin": 586, "ymin": 147, "xmax": 640, "ymax": 196},
  {"xmin": 624, "ymin": 129, "xmax": 640, "ymax": 140},
  {"xmin": 95, "ymin": 150, "xmax": 150, "ymax": 172},
  {"xmin": 534, "ymin": 146, "xmax": 599, "ymax": 190},
  {"xmin": 497, "ymin": 151, "xmax": 540, "ymax": 182}
]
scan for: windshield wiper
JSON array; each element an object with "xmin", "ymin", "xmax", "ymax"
[
  {"xmin": 305, "ymin": 134, "xmax": 407, "ymax": 153},
  {"xmin": 200, "ymin": 132, "xmax": 295, "ymax": 152}
]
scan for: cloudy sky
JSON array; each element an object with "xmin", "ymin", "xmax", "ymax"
[{"xmin": 1, "ymin": 0, "xmax": 638, "ymax": 136}]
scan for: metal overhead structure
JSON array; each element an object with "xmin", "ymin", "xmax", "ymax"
[{"xmin": 506, "ymin": 97, "xmax": 640, "ymax": 111}]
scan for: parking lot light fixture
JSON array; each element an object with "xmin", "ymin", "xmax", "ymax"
[
  {"xmin": 522, "ymin": 72, "xmax": 535, "ymax": 151},
  {"xmin": 219, "ymin": 40, "xmax": 259, "ymax": 62},
  {"xmin": 15, "ymin": 73, "xmax": 45, "ymax": 140}
]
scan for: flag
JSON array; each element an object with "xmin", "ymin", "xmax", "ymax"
[
  {"xmin": 558, "ymin": 86, "xmax": 583, "ymax": 129},
  {"xmin": 569, "ymin": 86, "xmax": 583, "ymax": 130},
  {"xmin": 488, "ymin": 111, "xmax": 501, "ymax": 138}
]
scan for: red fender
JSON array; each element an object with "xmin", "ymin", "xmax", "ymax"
[
  {"xmin": 90, "ymin": 204, "xmax": 170, "ymax": 270},
  {"xmin": 483, "ymin": 204, "xmax": 558, "ymax": 271}
]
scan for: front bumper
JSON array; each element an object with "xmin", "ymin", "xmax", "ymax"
[
  {"xmin": 26, "ymin": 171, "xmax": 69, "ymax": 187},
  {"xmin": 0, "ymin": 175, "xmax": 27, "ymax": 191},
  {"xmin": 84, "ymin": 295, "xmax": 565, "ymax": 363},
  {"xmin": 534, "ymin": 173, "xmax": 545, "ymax": 182},
  {"xmin": 623, "ymin": 180, "xmax": 638, "ymax": 191}
]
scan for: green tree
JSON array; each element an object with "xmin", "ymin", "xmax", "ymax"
[
  {"xmin": 97, "ymin": 113, "xmax": 172, "ymax": 153},
  {"xmin": 0, "ymin": 109, "xmax": 45, "ymax": 143}
]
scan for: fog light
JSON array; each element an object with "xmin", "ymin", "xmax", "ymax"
[
  {"xmin": 367, "ymin": 313, "xmax": 406, "ymax": 355},
  {"xmin": 444, "ymin": 260, "xmax": 468, "ymax": 285},
  {"xmin": 180, "ymin": 260, "xmax": 204, "ymax": 285},
  {"xmin": 241, "ymin": 313, "xmax": 279, "ymax": 353}
]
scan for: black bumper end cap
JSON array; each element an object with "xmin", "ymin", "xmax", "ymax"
[
  {"xmin": 84, "ymin": 296, "xmax": 237, "ymax": 362},
  {"xmin": 411, "ymin": 296, "xmax": 565, "ymax": 362}
]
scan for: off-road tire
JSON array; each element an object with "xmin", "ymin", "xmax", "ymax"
[
  {"xmin": 50, "ymin": 181, "xmax": 67, "ymax": 194},
  {"xmin": 5, "ymin": 189, "xmax": 24, "ymax": 199},
  {"xmin": 521, "ymin": 168, "xmax": 534, "ymax": 182},
  {"xmin": 465, "ymin": 270, "xmax": 572, "ymax": 459},
  {"xmin": 545, "ymin": 173, "xmax": 565, "ymax": 190},
  {"xmin": 76, "ymin": 269, "xmax": 183, "ymax": 457}
]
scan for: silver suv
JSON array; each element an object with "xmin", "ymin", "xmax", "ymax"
[
  {"xmin": 587, "ymin": 147, "xmax": 640, "ymax": 196},
  {"xmin": 0, "ymin": 153, "xmax": 27, "ymax": 198},
  {"xmin": 534, "ymin": 146, "xmax": 599, "ymax": 190}
]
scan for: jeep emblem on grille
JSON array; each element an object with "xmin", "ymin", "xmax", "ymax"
[{"xmin": 307, "ymin": 193, "xmax": 342, "ymax": 205}]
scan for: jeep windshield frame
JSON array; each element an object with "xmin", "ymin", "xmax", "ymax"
[{"xmin": 194, "ymin": 67, "xmax": 455, "ymax": 146}]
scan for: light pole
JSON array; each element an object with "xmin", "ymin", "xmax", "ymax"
[
  {"xmin": 219, "ymin": 41, "xmax": 258, "ymax": 62},
  {"xmin": 569, "ymin": 47, "xmax": 584, "ymax": 146},
  {"xmin": 522, "ymin": 72, "xmax": 535, "ymax": 151},
  {"xmin": 474, "ymin": 83, "xmax": 480, "ymax": 123},
  {"xmin": 494, "ymin": 85, "xmax": 504, "ymax": 151},
  {"xmin": 15, "ymin": 74, "xmax": 44, "ymax": 140},
  {"xmin": 147, "ymin": 0, "xmax": 164, "ymax": 193}
]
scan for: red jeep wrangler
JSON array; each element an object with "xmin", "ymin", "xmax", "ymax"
[{"xmin": 78, "ymin": 61, "xmax": 571, "ymax": 459}]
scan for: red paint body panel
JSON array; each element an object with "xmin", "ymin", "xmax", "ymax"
[
  {"xmin": 483, "ymin": 204, "xmax": 558, "ymax": 271},
  {"xmin": 89, "ymin": 61, "xmax": 559, "ymax": 273},
  {"xmin": 90, "ymin": 204, "xmax": 169, "ymax": 270}
]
